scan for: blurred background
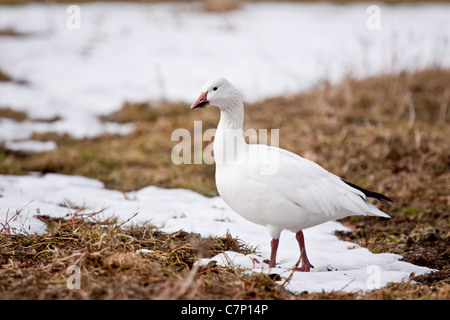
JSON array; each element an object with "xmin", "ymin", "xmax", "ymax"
[{"xmin": 0, "ymin": 0, "xmax": 449, "ymax": 152}]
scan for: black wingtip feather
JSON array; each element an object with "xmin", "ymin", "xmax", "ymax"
[{"xmin": 342, "ymin": 179, "xmax": 393, "ymax": 207}]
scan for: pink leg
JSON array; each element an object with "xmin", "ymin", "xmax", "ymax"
[
  {"xmin": 295, "ymin": 231, "xmax": 314, "ymax": 272},
  {"xmin": 269, "ymin": 238, "xmax": 279, "ymax": 268}
]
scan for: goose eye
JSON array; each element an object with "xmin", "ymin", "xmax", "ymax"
[{"xmin": 213, "ymin": 87, "xmax": 218, "ymax": 91}]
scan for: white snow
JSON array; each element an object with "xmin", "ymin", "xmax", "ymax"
[
  {"xmin": 1, "ymin": 2, "xmax": 450, "ymax": 151},
  {"xmin": 4, "ymin": 139, "xmax": 57, "ymax": 153},
  {"xmin": 0, "ymin": 173, "xmax": 432, "ymax": 294}
]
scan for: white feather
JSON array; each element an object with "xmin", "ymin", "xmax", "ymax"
[{"xmin": 197, "ymin": 77, "xmax": 390, "ymax": 239}]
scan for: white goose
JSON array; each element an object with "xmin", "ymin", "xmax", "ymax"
[{"xmin": 191, "ymin": 77, "xmax": 392, "ymax": 271}]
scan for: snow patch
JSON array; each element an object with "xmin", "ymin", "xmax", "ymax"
[{"xmin": 0, "ymin": 173, "xmax": 432, "ymax": 293}]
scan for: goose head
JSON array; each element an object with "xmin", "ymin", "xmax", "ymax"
[{"xmin": 191, "ymin": 77, "xmax": 242, "ymax": 111}]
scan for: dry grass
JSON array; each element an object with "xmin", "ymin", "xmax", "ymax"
[
  {"xmin": 1, "ymin": 67, "xmax": 449, "ymax": 299},
  {"xmin": 2, "ymin": 211, "xmax": 444, "ymax": 300},
  {"xmin": 0, "ymin": 210, "xmax": 290, "ymax": 299},
  {"xmin": 1, "ymin": 101, "xmax": 221, "ymax": 195},
  {"xmin": 0, "ymin": 0, "xmax": 449, "ymax": 4}
]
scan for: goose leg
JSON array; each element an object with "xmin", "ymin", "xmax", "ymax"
[
  {"xmin": 295, "ymin": 231, "xmax": 314, "ymax": 272},
  {"xmin": 269, "ymin": 238, "xmax": 279, "ymax": 268}
]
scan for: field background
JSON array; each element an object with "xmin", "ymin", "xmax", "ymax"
[{"xmin": 0, "ymin": 0, "xmax": 449, "ymax": 299}]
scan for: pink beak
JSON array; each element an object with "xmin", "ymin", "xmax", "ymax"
[{"xmin": 191, "ymin": 91, "xmax": 209, "ymax": 109}]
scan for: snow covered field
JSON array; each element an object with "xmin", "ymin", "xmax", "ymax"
[
  {"xmin": 0, "ymin": 173, "xmax": 431, "ymax": 293},
  {"xmin": 0, "ymin": 2, "xmax": 446, "ymax": 293}
]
